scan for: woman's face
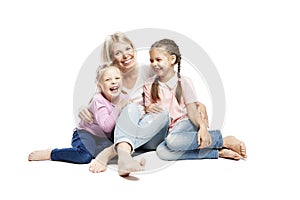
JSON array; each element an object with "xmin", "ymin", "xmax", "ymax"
[{"xmin": 111, "ymin": 42, "xmax": 136, "ymax": 72}]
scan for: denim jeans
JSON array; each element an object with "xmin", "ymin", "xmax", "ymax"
[
  {"xmin": 114, "ymin": 103, "xmax": 169, "ymax": 153},
  {"xmin": 51, "ymin": 128, "xmax": 113, "ymax": 164},
  {"xmin": 156, "ymin": 118, "xmax": 223, "ymax": 160}
]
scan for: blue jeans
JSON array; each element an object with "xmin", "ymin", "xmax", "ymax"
[
  {"xmin": 51, "ymin": 129, "xmax": 113, "ymax": 164},
  {"xmin": 156, "ymin": 118, "xmax": 223, "ymax": 160},
  {"xmin": 114, "ymin": 103, "xmax": 169, "ymax": 153}
]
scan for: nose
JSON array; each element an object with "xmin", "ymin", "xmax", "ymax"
[
  {"xmin": 152, "ymin": 62, "xmax": 159, "ymax": 68},
  {"xmin": 122, "ymin": 52, "xmax": 129, "ymax": 59},
  {"xmin": 151, "ymin": 61, "xmax": 157, "ymax": 66}
]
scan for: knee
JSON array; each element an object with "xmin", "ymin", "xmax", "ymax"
[
  {"xmin": 156, "ymin": 143, "xmax": 171, "ymax": 161},
  {"xmin": 165, "ymin": 135, "xmax": 181, "ymax": 150},
  {"xmin": 154, "ymin": 110, "xmax": 170, "ymax": 127},
  {"xmin": 77, "ymin": 152, "xmax": 93, "ymax": 164},
  {"xmin": 160, "ymin": 110, "xmax": 169, "ymax": 122}
]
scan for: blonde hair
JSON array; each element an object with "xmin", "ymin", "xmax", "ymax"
[
  {"xmin": 101, "ymin": 32, "xmax": 136, "ymax": 64},
  {"xmin": 95, "ymin": 63, "xmax": 121, "ymax": 91},
  {"xmin": 150, "ymin": 39, "xmax": 183, "ymax": 104}
]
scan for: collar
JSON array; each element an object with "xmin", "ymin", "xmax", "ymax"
[{"xmin": 158, "ymin": 74, "xmax": 178, "ymax": 90}]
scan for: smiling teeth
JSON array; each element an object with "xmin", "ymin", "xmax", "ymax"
[{"xmin": 123, "ymin": 60, "xmax": 131, "ymax": 64}]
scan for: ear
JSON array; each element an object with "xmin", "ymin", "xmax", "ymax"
[{"xmin": 170, "ymin": 54, "xmax": 177, "ymax": 64}]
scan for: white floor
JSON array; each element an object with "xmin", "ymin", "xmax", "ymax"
[{"xmin": 4, "ymin": 138, "xmax": 297, "ymax": 200}]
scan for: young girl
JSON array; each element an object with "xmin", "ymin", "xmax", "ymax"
[
  {"xmin": 144, "ymin": 39, "xmax": 247, "ymax": 161},
  {"xmin": 28, "ymin": 63, "xmax": 129, "ymax": 165}
]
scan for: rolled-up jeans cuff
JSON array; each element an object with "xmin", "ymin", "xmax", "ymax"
[{"xmin": 114, "ymin": 138, "xmax": 135, "ymax": 154}]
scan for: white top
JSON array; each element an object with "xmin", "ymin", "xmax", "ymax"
[{"xmin": 122, "ymin": 63, "xmax": 154, "ymax": 113}]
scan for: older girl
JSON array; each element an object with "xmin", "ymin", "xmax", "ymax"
[{"xmin": 144, "ymin": 39, "xmax": 247, "ymax": 161}]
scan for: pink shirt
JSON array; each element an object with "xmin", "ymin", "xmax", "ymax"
[
  {"xmin": 78, "ymin": 92, "xmax": 129, "ymax": 138},
  {"xmin": 144, "ymin": 74, "xmax": 198, "ymax": 129}
]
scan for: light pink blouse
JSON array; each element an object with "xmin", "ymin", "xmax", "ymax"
[
  {"xmin": 144, "ymin": 74, "xmax": 198, "ymax": 129},
  {"xmin": 77, "ymin": 92, "xmax": 129, "ymax": 138}
]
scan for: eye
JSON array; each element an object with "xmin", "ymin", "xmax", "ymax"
[
  {"xmin": 126, "ymin": 46, "xmax": 132, "ymax": 51},
  {"xmin": 115, "ymin": 76, "xmax": 121, "ymax": 80},
  {"xmin": 105, "ymin": 78, "xmax": 110, "ymax": 82},
  {"xmin": 149, "ymin": 59, "xmax": 154, "ymax": 63},
  {"xmin": 115, "ymin": 51, "xmax": 121, "ymax": 56}
]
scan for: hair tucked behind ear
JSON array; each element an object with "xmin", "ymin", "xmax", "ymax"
[{"xmin": 150, "ymin": 39, "xmax": 182, "ymax": 104}]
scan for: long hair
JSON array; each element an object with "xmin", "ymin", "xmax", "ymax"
[
  {"xmin": 101, "ymin": 32, "xmax": 136, "ymax": 64},
  {"xmin": 150, "ymin": 39, "xmax": 182, "ymax": 104}
]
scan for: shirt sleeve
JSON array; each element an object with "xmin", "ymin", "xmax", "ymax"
[
  {"xmin": 92, "ymin": 96, "xmax": 121, "ymax": 133},
  {"xmin": 182, "ymin": 76, "xmax": 198, "ymax": 104}
]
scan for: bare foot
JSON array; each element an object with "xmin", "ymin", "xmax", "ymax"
[
  {"xmin": 223, "ymin": 136, "xmax": 247, "ymax": 158},
  {"xmin": 118, "ymin": 157, "xmax": 146, "ymax": 177},
  {"xmin": 28, "ymin": 149, "xmax": 52, "ymax": 161},
  {"xmin": 89, "ymin": 159, "xmax": 107, "ymax": 173},
  {"xmin": 219, "ymin": 148, "xmax": 241, "ymax": 160},
  {"xmin": 89, "ymin": 145, "xmax": 117, "ymax": 173}
]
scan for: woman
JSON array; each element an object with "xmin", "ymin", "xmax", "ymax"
[{"xmin": 80, "ymin": 32, "xmax": 209, "ymax": 176}]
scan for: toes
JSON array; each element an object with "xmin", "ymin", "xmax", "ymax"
[
  {"xmin": 219, "ymin": 149, "xmax": 241, "ymax": 160},
  {"xmin": 240, "ymin": 142, "xmax": 247, "ymax": 158}
]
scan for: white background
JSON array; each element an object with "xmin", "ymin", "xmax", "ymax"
[{"xmin": 1, "ymin": 0, "xmax": 299, "ymax": 199}]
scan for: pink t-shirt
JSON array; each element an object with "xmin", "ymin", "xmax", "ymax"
[
  {"xmin": 144, "ymin": 74, "xmax": 198, "ymax": 129},
  {"xmin": 77, "ymin": 92, "xmax": 129, "ymax": 138}
]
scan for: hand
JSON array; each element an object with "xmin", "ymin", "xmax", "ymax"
[
  {"xmin": 145, "ymin": 103, "xmax": 164, "ymax": 114},
  {"xmin": 196, "ymin": 102, "xmax": 209, "ymax": 128},
  {"xmin": 197, "ymin": 127, "xmax": 212, "ymax": 149},
  {"xmin": 78, "ymin": 106, "xmax": 93, "ymax": 124},
  {"xmin": 117, "ymin": 98, "xmax": 130, "ymax": 110}
]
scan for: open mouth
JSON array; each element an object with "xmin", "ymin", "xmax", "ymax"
[
  {"xmin": 121, "ymin": 59, "xmax": 132, "ymax": 66},
  {"xmin": 153, "ymin": 66, "xmax": 161, "ymax": 73},
  {"xmin": 110, "ymin": 86, "xmax": 119, "ymax": 93}
]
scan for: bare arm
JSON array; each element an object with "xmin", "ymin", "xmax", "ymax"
[
  {"xmin": 195, "ymin": 101, "xmax": 209, "ymax": 128},
  {"xmin": 186, "ymin": 102, "xmax": 211, "ymax": 148}
]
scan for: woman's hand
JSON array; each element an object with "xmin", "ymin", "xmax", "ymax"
[
  {"xmin": 117, "ymin": 98, "xmax": 130, "ymax": 110},
  {"xmin": 78, "ymin": 106, "xmax": 93, "ymax": 124}
]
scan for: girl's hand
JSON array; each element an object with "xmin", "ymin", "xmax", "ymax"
[
  {"xmin": 146, "ymin": 103, "xmax": 164, "ymax": 114},
  {"xmin": 78, "ymin": 106, "xmax": 93, "ymax": 124},
  {"xmin": 197, "ymin": 127, "xmax": 212, "ymax": 149}
]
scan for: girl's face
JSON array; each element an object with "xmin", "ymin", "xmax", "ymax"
[
  {"xmin": 112, "ymin": 42, "xmax": 136, "ymax": 72},
  {"xmin": 98, "ymin": 67, "xmax": 123, "ymax": 101},
  {"xmin": 149, "ymin": 48, "xmax": 176, "ymax": 82}
]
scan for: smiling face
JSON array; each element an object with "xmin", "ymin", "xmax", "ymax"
[
  {"xmin": 149, "ymin": 48, "xmax": 176, "ymax": 82},
  {"xmin": 111, "ymin": 42, "xmax": 137, "ymax": 72},
  {"xmin": 98, "ymin": 66, "xmax": 123, "ymax": 101}
]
